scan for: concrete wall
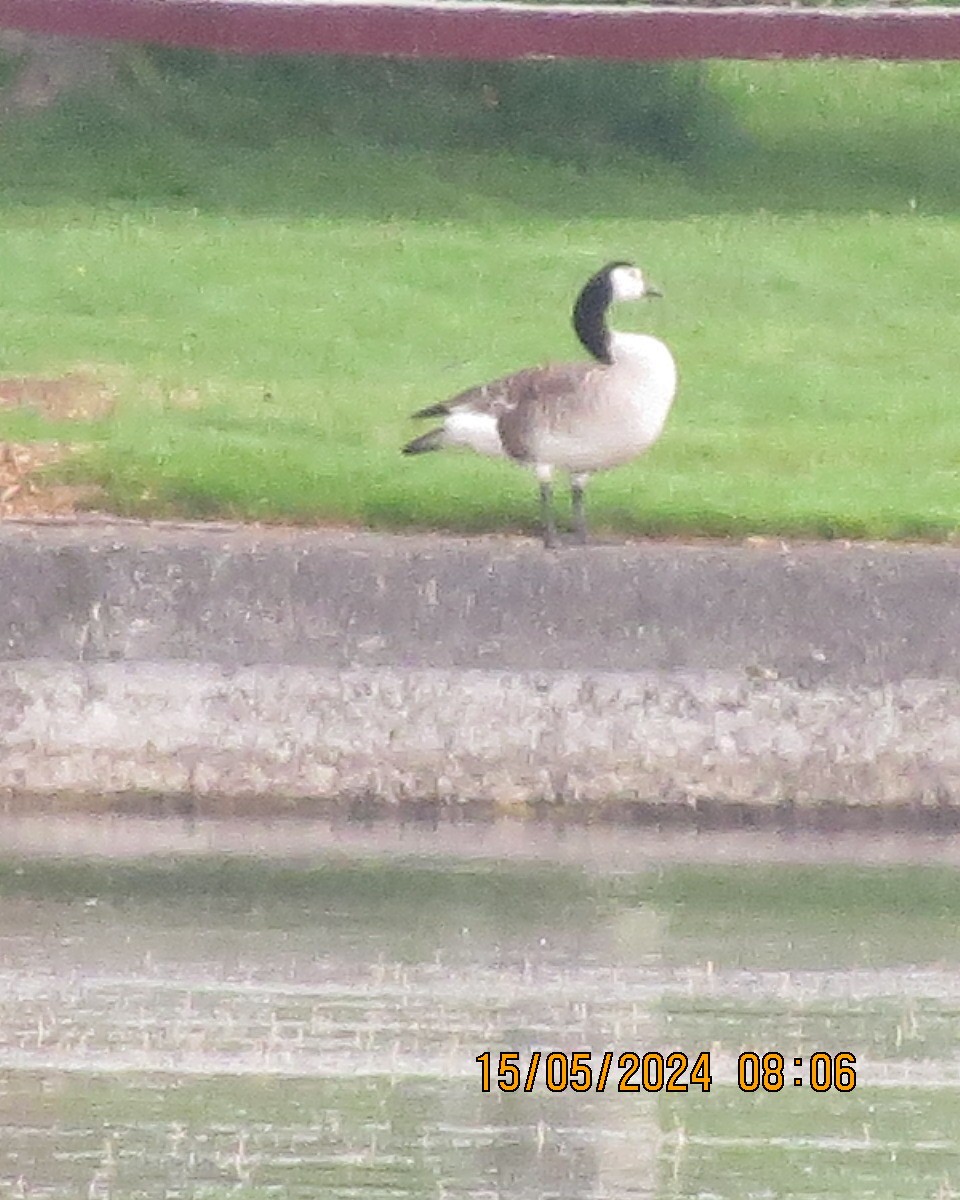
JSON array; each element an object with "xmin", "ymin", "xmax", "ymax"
[{"xmin": 1, "ymin": 519, "xmax": 958, "ymax": 819}]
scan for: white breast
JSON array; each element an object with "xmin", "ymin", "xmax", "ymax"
[
  {"xmin": 611, "ymin": 331, "xmax": 678, "ymax": 448},
  {"xmin": 528, "ymin": 332, "xmax": 677, "ymax": 473}
]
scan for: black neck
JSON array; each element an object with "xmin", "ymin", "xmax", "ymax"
[{"xmin": 572, "ymin": 271, "xmax": 614, "ymax": 365}]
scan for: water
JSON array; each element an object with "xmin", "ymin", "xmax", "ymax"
[{"xmin": 1, "ymin": 818, "xmax": 960, "ymax": 1199}]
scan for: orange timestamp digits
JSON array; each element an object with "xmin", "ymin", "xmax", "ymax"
[
  {"xmin": 737, "ymin": 1051, "xmax": 857, "ymax": 1092},
  {"xmin": 476, "ymin": 1050, "xmax": 858, "ymax": 1094},
  {"xmin": 475, "ymin": 1050, "xmax": 714, "ymax": 1094}
]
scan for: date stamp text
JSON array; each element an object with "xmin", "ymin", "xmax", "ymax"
[{"xmin": 476, "ymin": 1050, "xmax": 857, "ymax": 1094}]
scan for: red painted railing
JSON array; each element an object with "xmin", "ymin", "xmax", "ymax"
[{"xmin": 1, "ymin": 0, "xmax": 960, "ymax": 61}]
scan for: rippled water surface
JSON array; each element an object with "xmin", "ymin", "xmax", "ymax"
[{"xmin": 1, "ymin": 818, "xmax": 960, "ymax": 1199}]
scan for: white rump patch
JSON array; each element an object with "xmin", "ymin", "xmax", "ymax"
[{"xmin": 445, "ymin": 410, "xmax": 504, "ymax": 457}]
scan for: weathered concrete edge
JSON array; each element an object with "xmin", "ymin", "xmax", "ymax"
[
  {"xmin": 1, "ymin": 519, "xmax": 958, "ymax": 815},
  {"xmin": 2, "ymin": 661, "xmax": 959, "ymax": 812}
]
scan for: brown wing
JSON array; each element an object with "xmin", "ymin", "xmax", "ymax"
[
  {"xmin": 493, "ymin": 364, "xmax": 605, "ymax": 460},
  {"xmin": 434, "ymin": 363, "xmax": 604, "ymax": 460}
]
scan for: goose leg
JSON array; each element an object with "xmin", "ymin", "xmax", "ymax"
[
  {"xmin": 539, "ymin": 480, "xmax": 559, "ymax": 548},
  {"xmin": 535, "ymin": 467, "xmax": 559, "ymax": 548},
  {"xmin": 571, "ymin": 473, "xmax": 590, "ymax": 544}
]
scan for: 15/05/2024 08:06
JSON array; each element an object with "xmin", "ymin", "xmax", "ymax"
[{"xmin": 475, "ymin": 1050, "xmax": 857, "ymax": 1094}]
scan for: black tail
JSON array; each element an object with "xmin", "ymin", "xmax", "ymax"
[
  {"xmin": 410, "ymin": 401, "xmax": 450, "ymax": 420},
  {"xmin": 402, "ymin": 428, "xmax": 445, "ymax": 455}
]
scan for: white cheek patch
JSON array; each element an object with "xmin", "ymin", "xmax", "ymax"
[
  {"xmin": 445, "ymin": 410, "xmax": 504, "ymax": 457},
  {"xmin": 610, "ymin": 265, "xmax": 646, "ymax": 302}
]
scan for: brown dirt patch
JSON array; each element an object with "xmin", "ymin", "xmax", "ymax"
[
  {"xmin": 0, "ymin": 442, "xmax": 101, "ymax": 519},
  {"xmin": 0, "ymin": 371, "xmax": 111, "ymax": 517},
  {"xmin": 0, "ymin": 372, "xmax": 116, "ymax": 422}
]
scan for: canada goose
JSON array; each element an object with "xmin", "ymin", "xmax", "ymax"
[{"xmin": 402, "ymin": 262, "xmax": 677, "ymax": 547}]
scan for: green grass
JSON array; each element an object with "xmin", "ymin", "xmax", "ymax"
[{"xmin": 1, "ymin": 54, "xmax": 959, "ymax": 539}]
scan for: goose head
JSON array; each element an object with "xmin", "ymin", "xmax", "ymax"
[{"xmin": 573, "ymin": 261, "xmax": 662, "ymax": 363}]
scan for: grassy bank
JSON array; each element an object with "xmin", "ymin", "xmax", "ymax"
[{"xmin": 0, "ymin": 53, "xmax": 958, "ymax": 539}]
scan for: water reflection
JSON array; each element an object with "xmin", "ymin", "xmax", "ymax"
[{"xmin": 0, "ymin": 826, "xmax": 959, "ymax": 1198}]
